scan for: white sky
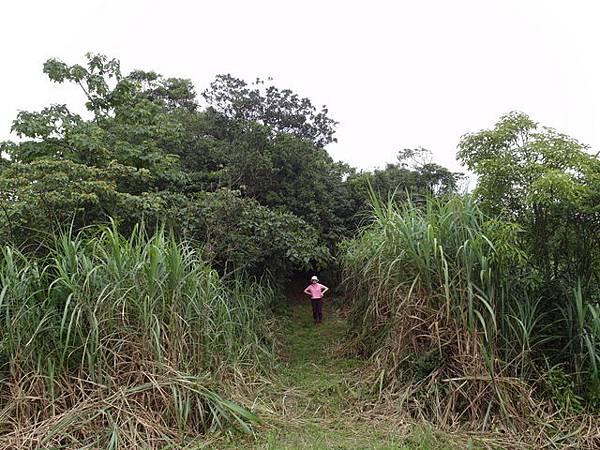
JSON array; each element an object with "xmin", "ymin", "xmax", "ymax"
[{"xmin": 2, "ymin": 0, "xmax": 599, "ymax": 178}]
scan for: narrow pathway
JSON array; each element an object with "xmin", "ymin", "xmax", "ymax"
[
  {"xmin": 238, "ymin": 287, "xmax": 410, "ymax": 449},
  {"xmin": 221, "ymin": 289, "xmax": 462, "ymax": 450}
]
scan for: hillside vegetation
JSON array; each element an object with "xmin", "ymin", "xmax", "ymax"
[{"xmin": 1, "ymin": 53, "xmax": 600, "ymax": 448}]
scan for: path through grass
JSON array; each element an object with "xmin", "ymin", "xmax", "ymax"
[{"xmin": 216, "ymin": 286, "xmax": 480, "ymax": 450}]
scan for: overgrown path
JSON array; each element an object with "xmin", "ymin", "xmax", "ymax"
[{"xmin": 222, "ymin": 287, "xmax": 461, "ymax": 450}]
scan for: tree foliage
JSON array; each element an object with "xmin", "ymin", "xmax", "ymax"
[
  {"xmin": 0, "ymin": 52, "xmax": 460, "ymax": 277},
  {"xmin": 342, "ymin": 148, "xmax": 463, "ymax": 230},
  {"xmin": 0, "ymin": 54, "xmax": 339, "ymax": 275},
  {"xmin": 164, "ymin": 189, "xmax": 332, "ymax": 276},
  {"xmin": 458, "ymin": 111, "xmax": 600, "ymax": 281},
  {"xmin": 203, "ymin": 74, "xmax": 338, "ymax": 148}
]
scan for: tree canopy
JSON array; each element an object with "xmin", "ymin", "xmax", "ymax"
[
  {"xmin": 203, "ymin": 74, "xmax": 338, "ymax": 148},
  {"xmin": 458, "ymin": 111, "xmax": 600, "ymax": 281},
  {"xmin": 0, "ymin": 53, "xmax": 460, "ymax": 277}
]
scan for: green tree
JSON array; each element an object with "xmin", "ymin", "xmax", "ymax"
[
  {"xmin": 457, "ymin": 111, "xmax": 600, "ymax": 281},
  {"xmin": 164, "ymin": 189, "xmax": 332, "ymax": 276},
  {"xmin": 342, "ymin": 148, "xmax": 463, "ymax": 231},
  {"xmin": 0, "ymin": 54, "xmax": 189, "ymax": 246},
  {"xmin": 222, "ymin": 128, "xmax": 351, "ymax": 237},
  {"xmin": 203, "ymin": 74, "xmax": 338, "ymax": 148},
  {"xmin": 0, "ymin": 53, "xmax": 334, "ymax": 277}
]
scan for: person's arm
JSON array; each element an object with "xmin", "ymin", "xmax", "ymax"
[
  {"xmin": 320, "ymin": 284, "xmax": 329, "ymax": 295},
  {"xmin": 303, "ymin": 286, "xmax": 311, "ymax": 296}
]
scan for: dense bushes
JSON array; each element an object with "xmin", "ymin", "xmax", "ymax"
[
  {"xmin": 165, "ymin": 189, "xmax": 332, "ymax": 276},
  {"xmin": 0, "ymin": 226, "xmax": 275, "ymax": 448},
  {"xmin": 0, "ymin": 54, "xmax": 338, "ymax": 277},
  {"xmin": 342, "ymin": 195, "xmax": 600, "ymax": 444},
  {"xmin": 0, "ymin": 53, "xmax": 460, "ymax": 278}
]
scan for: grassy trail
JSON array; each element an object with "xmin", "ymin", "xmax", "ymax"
[{"xmin": 221, "ymin": 288, "xmax": 465, "ymax": 450}]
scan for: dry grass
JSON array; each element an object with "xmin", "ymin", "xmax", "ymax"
[
  {"xmin": 340, "ymin": 195, "xmax": 600, "ymax": 448},
  {"xmin": 0, "ymin": 225, "xmax": 276, "ymax": 448}
]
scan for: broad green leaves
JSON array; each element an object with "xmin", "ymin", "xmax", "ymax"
[
  {"xmin": 44, "ymin": 53, "xmax": 121, "ymax": 115},
  {"xmin": 0, "ymin": 53, "xmax": 337, "ymax": 276},
  {"xmin": 458, "ymin": 111, "xmax": 600, "ymax": 281},
  {"xmin": 165, "ymin": 189, "xmax": 332, "ymax": 276},
  {"xmin": 457, "ymin": 111, "xmax": 591, "ymax": 218}
]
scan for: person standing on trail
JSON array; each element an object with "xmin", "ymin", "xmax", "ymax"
[{"xmin": 303, "ymin": 275, "xmax": 329, "ymax": 325}]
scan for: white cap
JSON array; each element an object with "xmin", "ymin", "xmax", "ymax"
[{"xmin": 311, "ymin": 275, "xmax": 319, "ymax": 281}]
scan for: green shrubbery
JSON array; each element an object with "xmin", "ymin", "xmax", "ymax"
[
  {"xmin": 0, "ymin": 54, "xmax": 461, "ymax": 274},
  {"xmin": 0, "ymin": 53, "xmax": 466, "ymax": 447},
  {"xmin": 164, "ymin": 189, "xmax": 332, "ymax": 276}
]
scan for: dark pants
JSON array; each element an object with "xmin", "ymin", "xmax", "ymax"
[{"xmin": 311, "ymin": 298, "xmax": 323, "ymax": 323}]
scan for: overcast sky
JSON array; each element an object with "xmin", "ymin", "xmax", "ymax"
[{"xmin": 2, "ymin": 0, "xmax": 599, "ymax": 178}]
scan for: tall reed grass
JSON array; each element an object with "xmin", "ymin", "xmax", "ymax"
[
  {"xmin": 341, "ymin": 194, "xmax": 600, "ymax": 444},
  {"xmin": 0, "ymin": 225, "xmax": 276, "ymax": 448}
]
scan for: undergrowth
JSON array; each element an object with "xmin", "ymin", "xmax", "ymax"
[
  {"xmin": 0, "ymin": 225, "xmax": 276, "ymax": 448},
  {"xmin": 341, "ymin": 195, "xmax": 600, "ymax": 447}
]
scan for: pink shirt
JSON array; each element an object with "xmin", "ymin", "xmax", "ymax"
[{"xmin": 305, "ymin": 283, "xmax": 326, "ymax": 299}]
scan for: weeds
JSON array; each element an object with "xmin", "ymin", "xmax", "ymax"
[
  {"xmin": 0, "ymin": 224, "xmax": 276, "ymax": 448},
  {"xmin": 341, "ymin": 194, "xmax": 600, "ymax": 446}
]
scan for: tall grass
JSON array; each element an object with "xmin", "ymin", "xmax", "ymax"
[
  {"xmin": 560, "ymin": 282, "xmax": 600, "ymax": 398},
  {"xmin": 341, "ymin": 194, "xmax": 600, "ymax": 442},
  {"xmin": 0, "ymin": 225, "xmax": 276, "ymax": 448}
]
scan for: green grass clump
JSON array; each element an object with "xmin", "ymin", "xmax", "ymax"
[
  {"xmin": 341, "ymin": 194, "xmax": 600, "ymax": 445},
  {"xmin": 0, "ymin": 225, "xmax": 276, "ymax": 448}
]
